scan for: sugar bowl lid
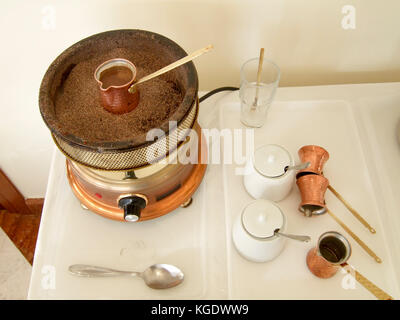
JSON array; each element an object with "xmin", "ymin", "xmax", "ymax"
[
  {"xmin": 253, "ymin": 144, "xmax": 292, "ymax": 178},
  {"xmin": 242, "ymin": 200, "xmax": 284, "ymax": 238}
]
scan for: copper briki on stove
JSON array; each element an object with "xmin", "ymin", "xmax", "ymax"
[{"xmin": 39, "ymin": 29, "xmax": 207, "ymax": 222}]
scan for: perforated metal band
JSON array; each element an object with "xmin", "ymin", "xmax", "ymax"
[{"xmin": 53, "ymin": 100, "xmax": 198, "ymax": 171}]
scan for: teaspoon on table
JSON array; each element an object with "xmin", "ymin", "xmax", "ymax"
[{"xmin": 68, "ymin": 263, "xmax": 184, "ymax": 289}]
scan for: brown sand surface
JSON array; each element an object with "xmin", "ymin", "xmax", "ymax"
[{"xmin": 54, "ymin": 48, "xmax": 183, "ymax": 143}]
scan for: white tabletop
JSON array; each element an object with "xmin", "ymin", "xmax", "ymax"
[{"xmin": 28, "ymin": 83, "xmax": 400, "ymax": 299}]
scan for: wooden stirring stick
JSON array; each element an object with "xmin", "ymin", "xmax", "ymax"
[
  {"xmin": 251, "ymin": 48, "xmax": 265, "ymax": 110},
  {"xmin": 327, "ymin": 209, "xmax": 382, "ymax": 263},
  {"xmin": 341, "ymin": 263, "xmax": 393, "ymax": 300},
  {"xmin": 128, "ymin": 45, "xmax": 213, "ymax": 93},
  {"xmin": 328, "ymin": 185, "xmax": 376, "ymax": 234}
]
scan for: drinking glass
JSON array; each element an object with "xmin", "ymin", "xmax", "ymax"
[{"xmin": 240, "ymin": 58, "xmax": 280, "ymax": 127}]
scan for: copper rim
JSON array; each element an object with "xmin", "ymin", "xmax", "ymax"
[
  {"xmin": 317, "ymin": 231, "xmax": 352, "ymax": 265},
  {"xmin": 94, "ymin": 58, "xmax": 137, "ymax": 90}
]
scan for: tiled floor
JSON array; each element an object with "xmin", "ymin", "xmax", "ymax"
[{"xmin": 0, "ymin": 228, "xmax": 31, "ymax": 299}]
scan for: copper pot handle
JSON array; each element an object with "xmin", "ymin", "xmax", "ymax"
[
  {"xmin": 327, "ymin": 209, "xmax": 382, "ymax": 263},
  {"xmin": 128, "ymin": 45, "xmax": 213, "ymax": 93},
  {"xmin": 341, "ymin": 263, "xmax": 394, "ymax": 300},
  {"xmin": 327, "ymin": 185, "xmax": 376, "ymax": 234}
]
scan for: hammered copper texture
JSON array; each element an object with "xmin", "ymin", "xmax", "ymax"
[
  {"xmin": 297, "ymin": 145, "xmax": 330, "ymax": 177},
  {"xmin": 296, "ymin": 174, "xmax": 329, "ymax": 211},
  {"xmin": 306, "ymin": 247, "xmax": 339, "ymax": 279},
  {"xmin": 100, "ymin": 87, "xmax": 140, "ymax": 114}
]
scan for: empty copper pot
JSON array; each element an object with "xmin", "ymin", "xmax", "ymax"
[
  {"xmin": 94, "ymin": 58, "xmax": 140, "ymax": 114},
  {"xmin": 297, "ymin": 145, "xmax": 329, "ymax": 178},
  {"xmin": 306, "ymin": 231, "xmax": 351, "ymax": 278},
  {"xmin": 296, "ymin": 174, "xmax": 329, "ymax": 216}
]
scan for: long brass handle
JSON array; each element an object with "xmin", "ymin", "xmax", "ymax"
[
  {"xmin": 328, "ymin": 185, "xmax": 376, "ymax": 234},
  {"xmin": 327, "ymin": 209, "xmax": 382, "ymax": 263},
  {"xmin": 341, "ymin": 263, "xmax": 394, "ymax": 300},
  {"xmin": 128, "ymin": 45, "xmax": 213, "ymax": 93}
]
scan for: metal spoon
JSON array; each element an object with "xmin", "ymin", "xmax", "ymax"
[
  {"xmin": 284, "ymin": 161, "xmax": 310, "ymax": 174},
  {"xmin": 68, "ymin": 264, "xmax": 184, "ymax": 289},
  {"xmin": 274, "ymin": 229, "xmax": 311, "ymax": 242},
  {"xmin": 271, "ymin": 162, "xmax": 310, "ymax": 178}
]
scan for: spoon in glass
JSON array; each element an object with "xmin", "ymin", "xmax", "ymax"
[{"xmin": 68, "ymin": 263, "xmax": 184, "ymax": 289}]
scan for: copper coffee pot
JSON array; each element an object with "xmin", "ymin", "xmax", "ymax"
[
  {"xmin": 306, "ymin": 232, "xmax": 393, "ymax": 300},
  {"xmin": 296, "ymin": 144, "xmax": 374, "ymax": 227},
  {"xmin": 94, "ymin": 58, "xmax": 140, "ymax": 114},
  {"xmin": 297, "ymin": 173, "xmax": 382, "ymax": 263},
  {"xmin": 307, "ymin": 231, "xmax": 351, "ymax": 278},
  {"xmin": 94, "ymin": 45, "xmax": 212, "ymax": 114},
  {"xmin": 296, "ymin": 145, "xmax": 329, "ymax": 178},
  {"xmin": 296, "ymin": 174, "xmax": 329, "ymax": 217},
  {"xmin": 296, "ymin": 145, "xmax": 330, "ymax": 216},
  {"xmin": 296, "ymin": 144, "xmax": 375, "ymax": 230},
  {"xmin": 296, "ymin": 145, "xmax": 381, "ymax": 263}
]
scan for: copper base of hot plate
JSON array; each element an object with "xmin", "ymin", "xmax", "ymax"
[{"xmin": 66, "ymin": 124, "xmax": 207, "ymax": 222}]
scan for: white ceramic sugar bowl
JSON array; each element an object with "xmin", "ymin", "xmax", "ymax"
[
  {"xmin": 243, "ymin": 144, "xmax": 295, "ymax": 202},
  {"xmin": 232, "ymin": 199, "xmax": 286, "ymax": 262}
]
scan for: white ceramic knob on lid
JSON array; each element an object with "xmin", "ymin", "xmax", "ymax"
[
  {"xmin": 242, "ymin": 200, "xmax": 284, "ymax": 238},
  {"xmin": 253, "ymin": 144, "xmax": 292, "ymax": 178}
]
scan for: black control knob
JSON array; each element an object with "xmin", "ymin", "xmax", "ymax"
[{"xmin": 118, "ymin": 196, "xmax": 147, "ymax": 222}]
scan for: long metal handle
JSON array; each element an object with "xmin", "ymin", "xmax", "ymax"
[
  {"xmin": 328, "ymin": 185, "xmax": 376, "ymax": 234},
  {"xmin": 275, "ymin": 231, "xmax": 311, "ymax": 242},
  {"xmin": 68, "ymin": 264, "xmax": 139, "ymax": 277},
  {"xmin": 341, "ymin": 263, "xmax": 394, "ymax": 300},
  {"xmin": 327, "ymin": 209, "xmax": 382, "ymax": 263},
  {"xmin": 128, "ymin": 45, "xmax": 213, "ymax": 93}
]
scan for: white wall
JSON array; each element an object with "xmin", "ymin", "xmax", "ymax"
[{"xmin": 0, "ymin": 0, "xmax": 399, "ymax": 197}]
